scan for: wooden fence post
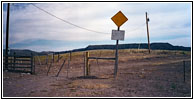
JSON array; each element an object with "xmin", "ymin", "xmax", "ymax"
[
  {"xmin": 31, "ymin": 53, "xmax": 33, "ymax": 74},
  {"xmin": 47, "ymin": 61, "xmax": 53, "ymax": 76},
  {"xmin": 46, "ymin": 55, "xmax": 48, "ymax": 65},
  {"xmin": 83, "ymin": 52, "xmax": 86, "ymax": 76},
  {"xmin": 56, "ymin": 59, "xmax": 66, "ymax": 77},
  {"xmin": 183, "ymin": 61, "xmax": 185, "ymax": 82},
  {"xmin": 86, "ymin": 52, "xmax": 90, "ymax": 76},
  {"xmin": 34, "ymin": 56, "xmax": 35, "ymax": 74},
  {"xmin": 13, "ymin": 52, "xmax": 16, "ymax": 70},
  {"xmin": 53, "ymin": 53, "xmax": 54, "ymax": 62},
  {"xmin": 58, "ymin": 53, "xmax": 60, "ymax": 62},
  {"xmin": 70, "ymin": 51, "xmax": 72, "ymax": 61}
]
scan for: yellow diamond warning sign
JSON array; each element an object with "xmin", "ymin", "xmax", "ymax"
[{"xmin": 111, "ymin": 11, "xmax": 128, "ymax": 27}]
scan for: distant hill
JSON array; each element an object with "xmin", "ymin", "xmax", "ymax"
[
  {"xmin": 3, "ymin": 43, "xmax": 191, "ymax": 56},
  {"xmin": 3, "ymin": 49, "xmax": 40, "ymax": 56},
  {"xmin": 85, "ymin": 43, "xmax": 191, "ymax": 51},
  {"xmin": 61, "ymin": 43, "xmax": 190, "ymax": 53}
]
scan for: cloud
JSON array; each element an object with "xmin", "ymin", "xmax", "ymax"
[{"xmin": 3, "ymin": 2, "xmax": 191, "ymax": 51}]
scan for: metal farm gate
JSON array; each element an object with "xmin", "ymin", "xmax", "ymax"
[{"xmin": 3, "ymin": 53, "xmax": 35, "ymax": 74}]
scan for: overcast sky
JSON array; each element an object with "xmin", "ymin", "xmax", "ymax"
[{"xmin": 3, "ymin": 2, "xmax": 191, "ymax": 52}]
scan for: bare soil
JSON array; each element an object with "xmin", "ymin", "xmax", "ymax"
[{"xmin": 3, "ymin": 49, "xmax": 191, "ymax": 97}]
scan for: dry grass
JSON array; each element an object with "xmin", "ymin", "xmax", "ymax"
[
  {"xmin": 68, "ymin": 80, "xmax": 111, "ymax": 90},
  {"xmin": 151, "ymin": 59, "xmax": 191, "ymax": 66},
  {"xmin": 81, "ymin": 83, "xmax": 111, "ymax": 89},
  {"xmin": 34, "ymin": 49, "xmax": 191, "ymax": 65}
]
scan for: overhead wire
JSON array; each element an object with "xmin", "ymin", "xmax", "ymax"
[
  {"xmin": 31, "ymin": 3, "xmax": 146, "ymax": 35},
  {"xmin": 30, "ymin": 3, "xmax": 109, "ymax": 34}
]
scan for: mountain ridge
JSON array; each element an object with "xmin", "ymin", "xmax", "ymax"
[{"xmin": 3, "ymin": 43, "xmax": 191, "ymax": 56}]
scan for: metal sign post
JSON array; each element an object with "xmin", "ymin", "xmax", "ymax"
[
  {"xmin": 114, "ymin": 27, "xmax": 119, "ymax": 78},
  {"xmin": 111, "ymin": 11, "xmax": 128, "ymax": 78}
]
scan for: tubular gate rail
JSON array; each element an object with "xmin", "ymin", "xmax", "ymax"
[
  {"xmin": 3, "ymin": 53, "xmax": 35, "ymax": 74},
  {"xmin": 84, "ymin": 52, "xmax": 116, "ymax": 76}
]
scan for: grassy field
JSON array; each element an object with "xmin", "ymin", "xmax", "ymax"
[{"xmin": 34, "ymin": 49, "xmax": 190, "ymax": 64}]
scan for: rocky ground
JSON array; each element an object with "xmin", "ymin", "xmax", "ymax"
[{"xmin": 3, "ymin": 49, "xmax": 191, "ymax": 97}]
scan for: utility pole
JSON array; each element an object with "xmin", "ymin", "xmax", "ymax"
[
  {"xmin": 5, "ymin": 3, "xmax": 10, "ymax": 70},
  {"xmin": 145, "ymin": 12, "xmax": 151, "ymax": 54}
]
